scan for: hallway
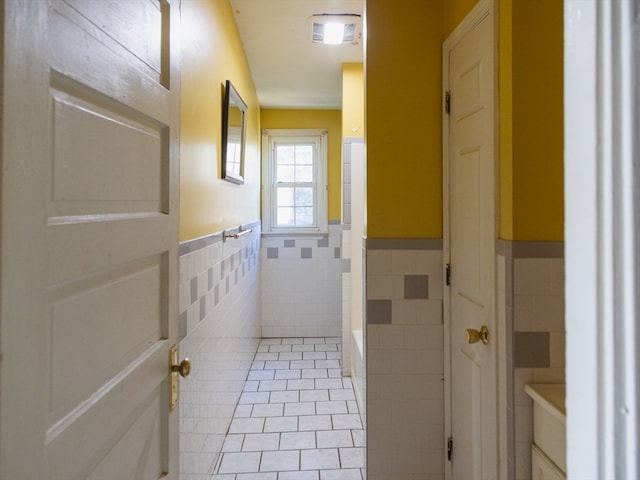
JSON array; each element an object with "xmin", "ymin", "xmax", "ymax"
[{"xmin": 212, "ymin": 337, "xmax": 364, "ymax": 480}]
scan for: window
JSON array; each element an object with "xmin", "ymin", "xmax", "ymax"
[{"xmin": 262, "ymin": 129, "xmax": 328, "ymax": 234}]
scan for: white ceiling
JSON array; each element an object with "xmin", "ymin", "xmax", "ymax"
[{"xmin": 229, "ymin": 0, "xmax": 364, "ymax": 109}]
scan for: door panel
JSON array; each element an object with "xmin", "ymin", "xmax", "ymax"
[
  {"xmin": 1, "ymin": 0, "xmax": 180, "ymax": 478},
  {"xmin": 445, "ymin": 7, "xmax": 497, "ymax": 480}
]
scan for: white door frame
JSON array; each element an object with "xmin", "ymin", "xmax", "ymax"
[
  {"xmin": 564, "ymin": 1, "xmax": 640, "ymax": 478},
  {"xmin": 442, "ymin": 1, "xmax": 502, "ymax": 479}
]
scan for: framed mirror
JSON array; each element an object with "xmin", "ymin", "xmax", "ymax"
[{"xmin": 221, "ymin": 80, "xmax": 247, "ymax": 184}]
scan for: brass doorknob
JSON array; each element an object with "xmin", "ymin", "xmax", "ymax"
[
  {"xmin": 172, "ymin": 358, "xmax": 192, "ymax": 377},
  {"xmin": 466, "ymin": 325, "xmax": 489, "ymax": 345}
]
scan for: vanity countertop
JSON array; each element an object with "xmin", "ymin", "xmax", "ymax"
[{"xmin": 524, "ymin": 383, "xmax": 565, "ymax": 422}]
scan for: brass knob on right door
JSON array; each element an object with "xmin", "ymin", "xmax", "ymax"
[{"xmin": 466, "ymin": 325, "xmax": 489, "ymax": 345}]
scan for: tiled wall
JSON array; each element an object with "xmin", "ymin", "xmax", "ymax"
[
  {"xmin": 366, "ymin": 239, "xmax": 445, "ymax": 480},
  {"xmin": 261, "ymin": 223, "xmax": 342, "ymax": 338},
  {"xmin": 497, "ymin": 241, "xmax": 565, "ymax": 480},
  {"xmin": 178, "ymin": 222, "xmax": 262, "ymax": 480}
]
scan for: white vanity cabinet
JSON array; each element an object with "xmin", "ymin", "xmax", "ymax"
[{"xmin": 525, "ymin": 384, "xmax": 566, "ymax": 480}]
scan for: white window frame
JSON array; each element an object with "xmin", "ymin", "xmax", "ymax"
[{"xmin": 261, "ymin": 129, "xmax": 328, "ymax": 235}]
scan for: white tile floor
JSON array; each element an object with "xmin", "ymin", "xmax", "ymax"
[{"xmin": 212, "ymin": 338, "xmax": 365, "ymax": 480}]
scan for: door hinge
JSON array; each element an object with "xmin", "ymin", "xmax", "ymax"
[
  {"xmin": 446, "ymin": 263, "xmax": 451, "ymax": 286},
  {"xmin": 445, "ymin": 91, "xmax": 451, "ymax": 114},
  {"xmin": 447, "ymin": 437, "xmax": 453, "ymax": 461}
]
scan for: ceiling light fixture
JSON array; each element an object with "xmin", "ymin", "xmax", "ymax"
[{"xmin": 310, "ymin": 14, "xmax": 362, "ymax": 45}]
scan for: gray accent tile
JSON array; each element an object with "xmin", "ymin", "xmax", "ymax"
[
  {"xmin": 328, "ymin": 219, "xmax": 342, "ymax": 225},
  {"xmin": 366, "ymin": 238, "xmax": 443, "ymax": 250},
  {"xmin": 284, "ymin": 240, "xmax": 296, "ymax": 248},
  {"xmin": 334, "ymin": 247, "xmax": 341, "ymax": 259},
  {"xmin": 318, "ymin": 237, "xmax": 329, "ymax": 247},
  {"xmin": 208, "ymin": 268, "xmax": 214, "ymax": 290},
  {"xmin": 513, "ymin": 241, "xmax": 564, "ymax": 258},
  {"xmin": 267, "ymin": 247, "xmax": 279, "ymax": 259},
  {"xmin": 301, "ymin": 247, "xmax": 312, "ymax": 259},
  {"xmin": 367, "ymin": 299, "xmax": 392, "ymax": 325},
  {"xmin": 179, "ymin": 311, "xmax": 187, "ymax": 340},
  {"xmin": 199, "ymin": 297, "xmax": 206, "ymax": 321},
  {"xmin": 342, "ymin": 259, "xmax": 351, "ymax": 273},
  {"xmin": 178, "ymin": 220, "xmax": 261, "ymax": 256},
  {"xmin": 514, "ymin": 331, "xmax": 550, "ymax": 368},
  {"xmin": 215, "ymin": 285, "xmax": 220, "ymax": 306},
  {"xmin": 404, "ymin": 275, "xmax": 429, "ymax": 299},
  {"xmin": 190, "ymin": 277, "xmax": 198, "ymax": 304}
]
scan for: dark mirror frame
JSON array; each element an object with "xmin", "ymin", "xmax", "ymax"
[{"xmin": 221, "ymin": 80, "xmax": 247, "ymax": 185}]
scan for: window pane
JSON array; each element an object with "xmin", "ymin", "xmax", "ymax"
[
  {"xmin": 276, "ymin": 145, "xmax": 295, "ymax": 164},
  {"xmin": 294, "ymin": 187, "xmax": 313, "ymax": 207},
  {"xmin": 295, "ymin": 207, "xmax": 314, "ymax": 226},
  {"xmin": 296, "ymin": 145, "xmax": 313, "ymax": 165},
  {"xmin": 276, "ymin": 207, "xmax": 294, "ymax": 226},
  {"xmin": 276, "ymin": 165, "xmax": 295, "ymax": 182},
  {"xmin": 277, "ymin": 187, "xmax": 294, "ymax": 206},
  {"xmin": 295, "ymin": 165, "xmax": 313, "ymax": 182}
]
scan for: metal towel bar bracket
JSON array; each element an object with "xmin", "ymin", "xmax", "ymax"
[{"xmin": 223, "ymin": 227, "xmax": 252, "ymax": 242}]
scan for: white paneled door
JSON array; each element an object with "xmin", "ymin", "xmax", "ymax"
[
  {"xmin": 444, "ymin": 2, "xmax": 498, "ymax": 480},
  {"xmin": 0, "ymin": 1, "xmax": 181, "ymax": 479}
]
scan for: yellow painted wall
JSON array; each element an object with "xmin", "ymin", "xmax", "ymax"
[
  {"xmin": 260, "ymin": 109, "xmax": 343, "ymax": 222},
  {"xmin": 365, "ymin": 0, "xmax": 444, "ymax": 238},
  {"xmin": 342, "ymin": 63, "xmax": 364, "ymax": 138},
  {"xmin": 510, "ymin": 0, "xmax": 564, "ymax": 240},
  {"xmin": 180, "ymin": 0, "xmax": 261, "ymax": 241},
  {"xmin": 443, "ymin": 0, "xmax": 479, "ymax": 37}
]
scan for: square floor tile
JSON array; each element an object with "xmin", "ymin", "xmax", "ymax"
[
  {"xmin": 300, "ymin": 389, "xmax": 329, "ymax": 402},
  {"xmin": 304, "ymin": 338, "xmax": 325, "ymax": 344},
  {"xmin": 268, "ymin": 344, "xmax": 293, "ymax": 353},
  {"xmin": 303, "ymin": 352, "xmax": 327, "ymax": 360},
  {"xmin": 254, "ymin": 353, "xmax": 279, "ymax": 361},
  {"xmin": 279, "ymin": 471, "xmax": 319, "ymax": 480},
  {"xmin": 260, "ymin": 339, "xmax": 282, "ymax": 345},
  {"xmin": 239, "ymin": 392, "xmax": 270, "ymax": 404},
  {"xmin": 320, "ymin": 468, "xmax": 362, "ymax": 480},
  {"xmin": 301, "ymin": 368, "xmax": 328, "ymax": 379},
  {"xmin": 280, "ymin": 431, "xmax": 316, "ymax": 450},
  {"xmin": 292, "ymin": 344, "xmax": 315, "ymax": 352},
  {"xmin": 329, "ymin": 389, "xmax": 355, "ymax": 401},
  {"xmin": 264, "ymin": 360, "xmax": 291, "ymax": 370},
  {"xmin": 234, "ymin": 404, "xmax": 253, "ymax": 417},
  {"xmin": 351, "ymin": 429, "xmax": 364, "ymax": 447},
  {"xmin": 260, "ymin": 449, "xmax": 300, "ymax": 472},
  {"xmin": 339, "ymin": 448, "xmax": 364, "ymax": 468},
  {"xmin": 222, "ymin": 434, "xmax": 244, "ymax": 452},
  {"xmin": 316, "ymin": 401, "xmax": 348, "ymax": 415},
  {"xmin": 269, "ymin": 390, "xmax": 299, "ymax": 403},
  {"xmin": 279, "ymin": 352, "xmax": 303, "ymax": 361},
  {"xmin": 328, "ymin": 369, "xmax": 342, "ymax": 378},
  {"xmin": 258, "ymin": 380, "xmax": 288, "ymax": 391},
  {"xmin": 242, "ymin": 433, "xmax": 280, "ymax": 452},
  {"xmin": 218, "ymin": 452, "xmax": 261, "ymax": 474},
  {"xmin": 346, "ymin": 401, "xmax": 359, "ymax": 414},
  {"xmin": 316, "ymin": 359, "xmax": 341, "ymax": 369},
  {"xmin": 228, "ymin": 418, "xmax": 265, "ymax": 434},
  {"xmin": 263, "ymin": 416, "xmax": 298, "ymax": 432},
  {"xmin": 314, "ymin": 379, "xmax": 344, "ymax": 390},
  {"xmin": 236, "ymin": 473, "xmax": 277, "ymax": 480},
  {"xmin": 287, "ymin": 379, "xmax": 316, "ymax": 390},
  {"xmin": 243, "ymin": 381, "xmax": 260, "ymax": 392},
  {"xmin": 248, "ymin": 370, "xmax": 275, "ymax": 381},
  {"xmin": 331, "ymin": 414, "xmax": 362, "ymax": 430},
  {"xmin": 251, "ymin": 403, "xmax": 284, "ymax": 417},
  {"xmin": 301, "ymin": 448, "xmax": 340, "ymax": 470},
  {"xmin": 275, "ymin": 369, "xmax": 301, "ymax": 380},
  {"xmin": 316, "ymin": 430, "xmax": 354, "ymax": 449},
  {"xmin": 291, "ymin": 360, "xmax": 316, "ymax": 369},
  {"xmin": 284, "ymin": 401, "xmax": 316, "ymax": 416},
  {"xmin": 282, "ymin": 338, "xmax": 304, "ymax": 345},
  {"xmin": 298, "ymin": 415, "xmax": 332, "ymax": 431}
]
